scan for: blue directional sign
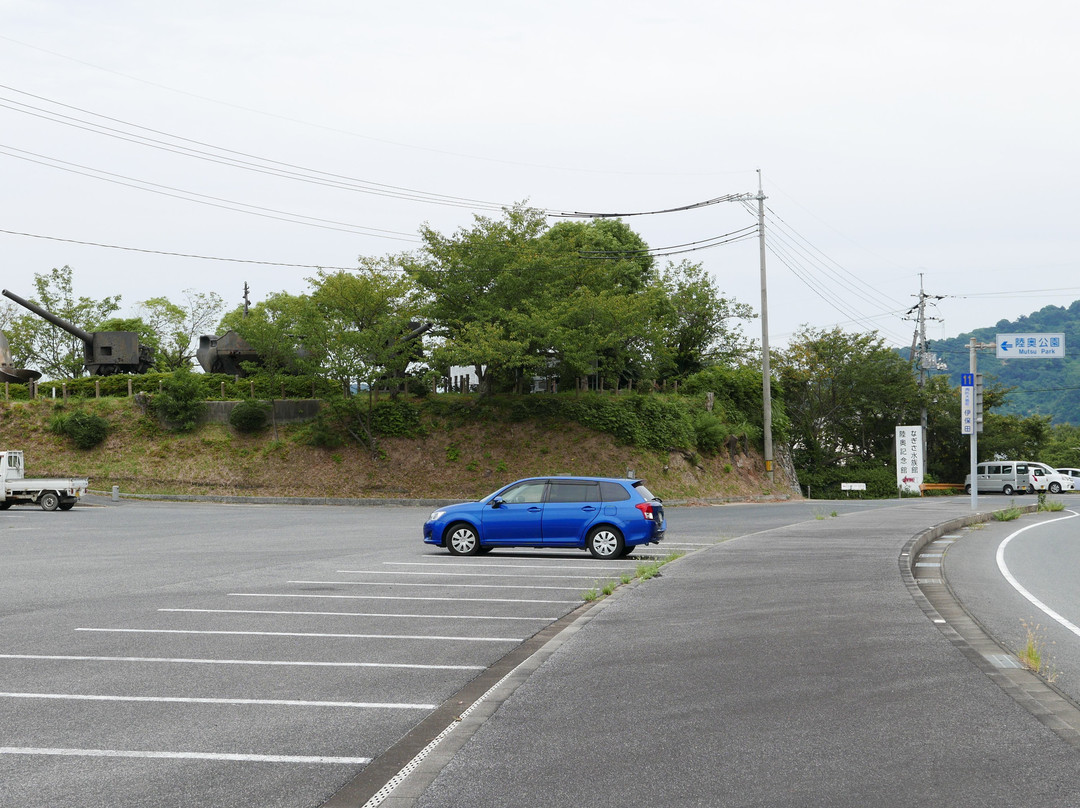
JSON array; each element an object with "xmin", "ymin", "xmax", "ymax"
[
  {"xmin": 960, "ymin": 373, "xmax": 974, "ymax": 387},
  {"xmin": 996, "ymin": 333, "xmax": 1065, "ymax": 359}
]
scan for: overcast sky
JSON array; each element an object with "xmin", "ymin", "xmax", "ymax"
[{"xmin": 3, "ymin": 0, "xmax": 1079, "ymax": 359}]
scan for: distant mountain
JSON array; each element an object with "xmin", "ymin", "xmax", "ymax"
[{"xmin": 921, "ymin": 301, "xmax": 1080, "ymax": 425}]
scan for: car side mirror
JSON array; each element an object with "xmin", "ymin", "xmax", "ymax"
[{"xmin": 491, "ymin": 497, "xmax": 504, "ymax": 508}]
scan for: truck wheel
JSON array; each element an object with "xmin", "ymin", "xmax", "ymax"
[
  {"xmin": 0, "ymin": 501, "xmax": 11, "ymax": 510},
  {"xmin": 59, "ymin": 499, "xmax": 76, "ymax": 511},
  {"xmin": 40, "ymin": 492, "xmax": 60, "ymax": 511}
]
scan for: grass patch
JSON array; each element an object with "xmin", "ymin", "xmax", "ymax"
[
  {"xmin": 991, "ymin": 505, "xmax": 1024, "ymax": 522},
  {"xmin": 1017, "ymin": 620, "xmax": 1058, "ymax": 681},
  {"xmin": 580, "ymin": 551, "xmax": 685, "ymax": 601}
]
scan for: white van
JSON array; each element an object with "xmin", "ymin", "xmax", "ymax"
[{"xmin": 964, "ymin": 461, "xmax": 1070, "ymax": 495}]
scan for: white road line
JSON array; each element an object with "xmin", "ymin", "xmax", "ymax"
[
  {"xmin": 75, "ymin": 628, "xmax": 521, "ymax": 642},
  {"xmin": 996, "ymin": 509, "xmax": 1080, "ymax": 639},
  {"xmin": 159, "ymin": 608, "xmax": 554, "ymax": 621},
  {"xmin": 337, "ymin": 570, "xmax": 607, "ymax": 580},
  {"xmin": 289, "ymin": 580, "xmax": 585, "ymax": 591},
  {"xmin": 230, "ymin": 593, "xmax": 578, "ymax": 604},
  {"xmin": 0, "ymin": 654, "xmax": 484, "ymax": 671},
  {"xmin": 0, "ymin": 692, "xmax": 436, "ymax": 709},
  {"xmin": 0, "ymin": 747, "xmax": 371, "ymax": 765},
  {"xmin": 387, "ymin": 562, "xmax": 629, "ymax": 571}
]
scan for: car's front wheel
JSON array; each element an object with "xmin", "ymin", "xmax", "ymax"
[
  {"xmin": 1049, "ymin": 481, "xmax": 1062, "ymax": 494},
  {"xmin": 445, "ymin": 523, "xmax": 480, "ymax": 556},
  {"xmin": 587, "ymin": 526, "xmax": 624, "ymax": 559}
]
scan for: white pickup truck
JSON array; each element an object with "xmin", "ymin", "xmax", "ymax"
[{"xmin": 0, "ymin": 450, "xmax": 88, "ymax": 511}]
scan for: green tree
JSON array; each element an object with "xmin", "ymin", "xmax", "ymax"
[
  {"xmin": 5, "ymin": 266, "xmax": 121, "ymax": 379},
  {"xmin": 776, "ymin": 326, "xmax": 921, "ymax": 472},
  {"xmin": 138, "ymin": 290, "xmax": 224, "ymax": 371},
  {"xmin": 221, "ymin": 291, "xmax": 312, "ymax": 439},
  {"xmin": 654, "ymin": 260, "xmax": 756, "ymax": 377},
  {"xmin": 301, "ymin": 263, "xmax": 424, "ymax": 449},
  {"xmin": 405, "ymin": 206, "xmax": 672, "ymax": 394}
]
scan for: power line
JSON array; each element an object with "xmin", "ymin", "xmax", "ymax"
[
  {"xmin": 0, "ymin": 144, "xmax": 421, "ymax": 241},
  {"xmin": 0, "ymin": 227, "xmax": 364, "ymax": 270}
]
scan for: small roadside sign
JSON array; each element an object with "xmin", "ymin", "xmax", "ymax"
[{"xmin": 996, "ymin": 333, "xmax": 1065, "ymax": 359}]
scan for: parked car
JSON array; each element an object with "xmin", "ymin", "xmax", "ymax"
[
  {"xmin": 964, "ymin": 460, "xmax": 1071, "ymax": 494},
  {"xmin": 423, "ymin": 476, "xmax": 666, "ymax": 559},
  {"xmin": 1056, "ymin": 468, "xmax": 1080, "ymax": 491}
]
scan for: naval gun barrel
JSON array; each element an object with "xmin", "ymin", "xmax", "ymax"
[{"xmin": 2, "ymin": 288, "xmax": 94, "ymax": 345}]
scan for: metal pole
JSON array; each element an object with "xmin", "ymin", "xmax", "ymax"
[
  {"xmin": 757, "ymin": 171, "xmax": 774, "ymax": 484},
  {"xmin": 969, "ymin": 337, "xmax": 978, "ymax": 511}
]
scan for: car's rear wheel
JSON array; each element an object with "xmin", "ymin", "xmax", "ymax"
[
  {"xmin": 1003, "ymin": 484, "xmax": 1014, "ymax": 496},
  {"xmin": 446, "ymin": 523, "xmax": 480, "ymax": 556},
  {"xmin": 587, "ymin": 526, "xmax": 624, "ymax": 559},
  {"xmin": 39, "ymin": 492, "xmax": 60, "ymax": 512}
]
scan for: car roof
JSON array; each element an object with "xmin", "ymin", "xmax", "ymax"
[{"xmin": 509, "ymin": 476, "xmax": 644, "ymax": 484}]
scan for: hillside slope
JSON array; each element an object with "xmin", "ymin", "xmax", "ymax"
[
  {"xmin": 0, "ymin": 397, "xmax": 793, "ymax": 503},
  {"xmin": 929, "ymin": 300, "xmax": 1080, "ymax": 424}
]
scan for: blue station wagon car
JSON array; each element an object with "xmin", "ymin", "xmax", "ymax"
[{"xmin": 423, "ymin": 476, "xmax": 666, "ymax": 559}]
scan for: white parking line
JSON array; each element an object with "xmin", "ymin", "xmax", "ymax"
[
  {"xmin": 0, "ymin": 654, "xmax": 485, "ymax": 671},
  {"xmin": 231, "ymin": 592, "xmax": 578, "ymax": 604},
  {"xmin": 75, "ymin": 628, "xmax": 522, "ymax": 642},
  {"xmin": 0, "ymin": 747, "xmax": 371, "ymax": 765},
  {"xmin": 0, "ymin": 692, "xmax": 436, "ymax": 709},
  {"xmin": 159, "ymin": 608, "xmax": 555, "ymax": 621},
  {"xmin": 336, "ymin": 570, "xmax": 615, "ymax": 580},
  {"xmin": 289, "ymin": 580, "xmax": 586, "ymax": 591}
]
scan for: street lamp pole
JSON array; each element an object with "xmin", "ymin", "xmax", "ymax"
[{"xmin": 757, "ymin": 170, "xmax": 774, "ymax": 484}]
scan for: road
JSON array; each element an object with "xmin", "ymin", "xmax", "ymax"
[
  {"xmin": 943, "ymin": 503, "xmax": 1080, "ymax": 703},
  {"xmin": 1, "ymin": 496, "xmax": 1074, "ymax": 807}
]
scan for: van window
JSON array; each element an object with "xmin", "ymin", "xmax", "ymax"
[
  {"xmin": 1000, "ymin": 465, "xmax": 1011, "ymax": 475},
  {"xmin": 987, "ymin": 465, "xmax": 1001, "ymax": 475},
  {"xmin": 1016, "ymin": 464, "xmax": 1028, "ymax": 474}
]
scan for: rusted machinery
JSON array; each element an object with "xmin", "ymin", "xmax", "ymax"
[
  {"xmin": 2, "ymin": 288, "xmax": 154, "ymax": 376},
  {"xmin": 0, "ymin": 329, "xmax": 41, "ymax": 384},
  {"xmin": 196, "ymin": 331, "xmax": 260, "ymax": 376}
]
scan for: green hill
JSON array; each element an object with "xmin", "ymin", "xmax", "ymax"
[
  {"xmin": 925, "ymin": 301, "xmax": 1080, "ymax": 425},
  {"xmin": 0, "ymin": 395, "xmax": 787, "ymax": 503}
]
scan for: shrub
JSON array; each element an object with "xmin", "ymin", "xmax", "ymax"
[
  {"xmin": 52, "ymin": 410, "xmax": 110, "ymax": 449},
  {"xmin": 151, "ymin": 367, "xmax": 206, "ymax": 432},
  {"xmin": 229, "ymin": 399, "xmax": 271, "ymax": 433}
]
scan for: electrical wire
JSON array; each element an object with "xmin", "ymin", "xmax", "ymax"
[
  {"xmin": 0, "ymin": 144, "xmax": 421, "ymax": 241},
  {"xmin": 578, "ymin": 224, "xmax": 759, "ymax": 258},
  {"xmin": 0, "ymin": 227, "xmax": 366, "ymax": 270},
  {"xmin": 0, "ymin": 84, "xmax": 746, "ymax": 220}
]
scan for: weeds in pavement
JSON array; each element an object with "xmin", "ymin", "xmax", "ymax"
[
  {"xmin": 992, "ymin": 505, "xmax": 1023, "ymax": 521},
  {"xmin": 1018, "ymin": 620, "xmax": 1058, "ymax": 682},
  {"xmin": 579, "ymin": 551, "xmax": 685, "ymax": 600}
]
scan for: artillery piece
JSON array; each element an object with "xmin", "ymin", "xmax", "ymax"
[
  {"xmin": 0, "ymin": 329, "xmax": 41, "ymax": 384},
  {"xmin": 2, "ymin": 288, "xmax": 154, "ymax": 376}
]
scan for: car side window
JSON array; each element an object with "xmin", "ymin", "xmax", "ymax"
[
  {"xmin": 500, "ymin": 482, "xmax": 547, "ymax": 504},
  {"xmin": 547, "ymin": 482, "xmax": 600, "ymax": 503},
  {"xmin": 599, "ymin": 481, "xmax": 631, "ymax": 502}
]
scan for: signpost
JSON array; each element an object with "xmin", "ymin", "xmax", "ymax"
[
  {"xmin": 996, "ymin": 333, "xmax": 1065, "ymax": 359},
  {"xmin": 896, "ymin": 426, "xmax": 923, "ymax": 495},
  {"xmin": 966, "ymin": 335, "xmax": 1065, "ymax": 509}
]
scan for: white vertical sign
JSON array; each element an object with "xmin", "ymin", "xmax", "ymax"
[{"xmin": 896, "ymin": 426, "xmax": 923, "ymax": 494}]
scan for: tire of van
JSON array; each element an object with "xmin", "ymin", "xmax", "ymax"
[
  {"xmin": 964, "ymin": 484, "xmax": 972, "ymax": 494},
  {"xmin": 1002, "ymin": 484, "xmax": 1014, "ymax": 496}
]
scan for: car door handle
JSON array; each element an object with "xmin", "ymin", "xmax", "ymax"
[
  {"xmin": 580, "ymin": 506, "xmax": 596, "ymax": 512},
  {"xmin": 528, "ymin": 506, "xmax": 542, "ymax": 513}
]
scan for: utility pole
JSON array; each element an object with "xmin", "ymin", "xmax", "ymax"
[
  {"xmin": 905, "ymin": 274, "xmax": 945, "ymax": 463},
  {"xmin": 757, "ymin": 170, "xmax": 774, "ymax": 484}
]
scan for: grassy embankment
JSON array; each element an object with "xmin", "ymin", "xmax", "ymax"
[{"xmin": 0, "ymin": 394, "xmax": 782, "ymax": 502}]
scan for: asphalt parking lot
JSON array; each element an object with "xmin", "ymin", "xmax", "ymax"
[{"xmin": 0, "ymin": 497, "xmax": 677, "ymax": 808}]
